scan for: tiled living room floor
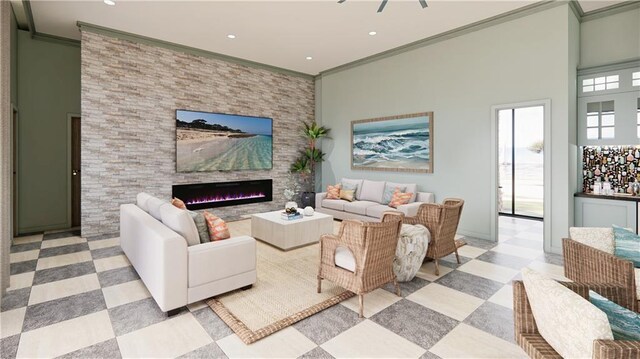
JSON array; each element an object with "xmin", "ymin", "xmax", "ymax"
[{"xmin": 1, "ymin": 216, "xmax": 563, "ymax": 358}]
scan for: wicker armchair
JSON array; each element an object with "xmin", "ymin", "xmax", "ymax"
[
  {"xmin": 562, "ymin": 237, "xmax": 638, "ymax": 312},
  {"xmin": 513, "ymin": 280, "xmax": 640, "ymax": 359},
  {"xmin": 404, "ymin": 198, "xmax": 464, "ymax": 276},
  {"xmin": 317, "ymin": 212, "xmax": 403, "ymax": 318}
]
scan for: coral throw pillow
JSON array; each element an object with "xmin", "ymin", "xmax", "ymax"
[
  {"xmin": 326, "ymin": 184, "xmax": 341, "ymax": 199},
  {"xmin": 203, "ymin": 211, "xmax": 231, "ymax": 241},
  {"xmin": 171, "ymin": 197, "xmax": 187, "ymax": 210},
  {"xmin": 389, "ymin": 189, "xmax": 413, "ymax": 208}
]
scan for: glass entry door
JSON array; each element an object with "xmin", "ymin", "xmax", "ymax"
[{"xmin": 498, "ymin": 106, "xmax": 544, "ymax": 219}]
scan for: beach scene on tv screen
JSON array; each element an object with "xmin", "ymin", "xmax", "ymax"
[{"xmin": 176, "ymin": 110, "xmax": 273, "ymax": 172}]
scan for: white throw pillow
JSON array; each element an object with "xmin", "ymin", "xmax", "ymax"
[
  {"xmin": 146, "ymin": 197, "xmax": 166, "ymax": 221},
  {"xmin": 136, "ymin": 192, "xmax": 153, "ymax": 212},
  {"xmin": 159, "ymin": 203, "xmax": 200, "ymax": 246},
  {"xmin": 569, "ymin": 227, "xmax": 615, "ymax": 254},
  {"xmin": 522, "ymin": 268, "xmax": 613, "ymax": 359},
  {"xmin": 359, "ymin": 180, "xmax": 386, "ymax": 203}
]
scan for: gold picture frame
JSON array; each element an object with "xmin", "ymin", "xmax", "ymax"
[{"xmin": 351, "ymin": 112, "xmax": 433, "ymax": 173}]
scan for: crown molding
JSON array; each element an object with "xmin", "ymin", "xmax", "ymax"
[
  {"xmin": 577, "ymin": 58, "xmax": 640, "ymax": 76},
  {"xmin": 581, "ymin": 0, "xmax": 640, "ymax": 22},
  {"xmin": 319, "ymin": 1, "xmax": 562, "ymax": 77}
]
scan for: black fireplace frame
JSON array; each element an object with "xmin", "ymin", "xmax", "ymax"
[{"xmin": 172, "ymin": 179, "xmax": 273, "ymax": 210}]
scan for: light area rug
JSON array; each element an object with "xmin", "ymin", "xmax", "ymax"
[{"xmin": 206, "ymin": 241, "xmax": 353, "ymax": 344}]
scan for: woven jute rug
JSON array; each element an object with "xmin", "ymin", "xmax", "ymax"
[{"xmin": 206, "ymin": 241, "xmax": 354, "ymax": 344}]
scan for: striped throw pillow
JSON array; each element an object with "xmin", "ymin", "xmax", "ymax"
[
  {"xmin": 171, "ymin": 197, "xmax": 187, "ymax": 210},
  {"xmin": 389, "ymin": 189, "xmax": 413, "ymax": 208},
  {"xmin": 203, "ymin": 211, "xmax": 231, "ymax": 241},
  {"xmin": 326, "ymin": 184, "xmax": 341, "ymax": 199}
]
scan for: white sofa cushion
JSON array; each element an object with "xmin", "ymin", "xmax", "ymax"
[
  {"xmin": 366, "ymin": 204, "xmax": 397, "ymax": 219},
  {"xmin": 323, "ymin": 199, "xmax": 346, "ymax": 211},
  {"xmin": 341, "ymin": 178, "xmax": 364, "ymax": 200},
  {"xmin": 344, "ymin": 201, "xmax": 379, "ymax": 215},
  {"xmin": 359, "ymin": 180, "xmax": 386, "ymax": 203},
  {"xmin": 335, "ymin": 246, "xmax": 356, "ymax": 272},
  {"xmin": 147, "ymin": 196, "xmax": 167, "ymax": 221},
  {"xmin": 160, "ymin": 203, "xmax": 200, "ymax": 246},
  {"xmin": 522, "ymin": 268, "xmax": 613, "ymax": 359},
  {"xmin": 569, "ymin": 227, "xmax": 615, "ymax": 254},
  {"xmin": 137, "ymin": 192, "xmax": 153, "ymax": 212}
]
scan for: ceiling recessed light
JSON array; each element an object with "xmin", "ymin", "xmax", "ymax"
[
  {"xmin": 306, "ymin": 56, "xmax": 313, "ymax": 60},
  {"xmin": 369, "ymin": 31, "xmax": 377, "ymax": 36},
  {"xmin": 227, "ymin": 34, "xmax": 236, "ymax": 39},
  {"xmin": 103, "ymin": 0, "xmax": 115, "ymax": 6}
]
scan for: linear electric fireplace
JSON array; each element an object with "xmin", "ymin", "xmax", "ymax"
[{"xmin": 172, "ymin": 179, "xmax": 273, "ymax": 210}]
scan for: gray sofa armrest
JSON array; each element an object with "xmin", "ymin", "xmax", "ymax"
[
  {"xmin": 416, "ymin": 192, "xmax": 435, "ymax": 203},
  {"xmin": 316, "ymin": 192, "xmax": 327, "ymax": 209}
]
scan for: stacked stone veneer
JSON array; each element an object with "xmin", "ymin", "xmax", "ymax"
[{"xmin": 80, "ymin": 31, "xmax": 314, "ymax": 238}]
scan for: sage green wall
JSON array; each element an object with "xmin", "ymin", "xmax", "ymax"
[
  {"xmin": 16, "ymin": 30, "xmax": 80, "ymax": 233},
  {"xmin": 10, "ymin": 9, "xmax": 16, "ymax": 105},
  {"xmin": 580, "ymin": 8, "xmax": 640, "ymax": 68},
  {"xmin": 318, "ymin": 5, "xmax": 577, "ymax": 253}
]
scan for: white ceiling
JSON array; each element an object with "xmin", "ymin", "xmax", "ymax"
[{"xmin": 28, "ymin": 0, "xmax": 631, "ymax": 75}]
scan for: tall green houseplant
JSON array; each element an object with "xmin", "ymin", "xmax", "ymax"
[{"xmin": 291, "ymin": 121, "xmax": 330, "ymax": 207}]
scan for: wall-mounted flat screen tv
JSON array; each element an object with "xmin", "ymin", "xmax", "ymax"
[{"xmin": 176, "ymin": 109, "xmax": 273, "ymax": 172}]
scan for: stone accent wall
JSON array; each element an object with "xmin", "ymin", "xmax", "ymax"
[{"xmin": 80, "ymin": 31, "xmax": 314, "ymax": 238}]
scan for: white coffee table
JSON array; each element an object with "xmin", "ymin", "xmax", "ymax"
[{"xmin": 251, "ymin": 210, "xmax": 334, "ymax": 251}]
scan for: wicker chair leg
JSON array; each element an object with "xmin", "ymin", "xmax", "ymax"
[
  {"xmin": 434, "ymin": 259, "xmax": 440, "ymax": 276},
  {"xmin": 455, "ymin": 250, "xmax": 461, "ymax": 264},
  {"xmin": 317, "ymin": 276, "xmax": 322, "ymax": 293},
  {"xmin": 358, "ymin": 295, "xmax": 364, "ymax": 318},
  {"xmin": 393, "ymin": 278, "xmax": 401, "ymax": 297}
]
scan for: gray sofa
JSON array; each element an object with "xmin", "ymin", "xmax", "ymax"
[{"xmin": 316, "ymin": 178, "xmax": 435, "ymax": 222}]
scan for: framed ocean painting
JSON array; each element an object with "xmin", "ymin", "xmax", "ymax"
[{"xmin": 351, "ymin": 112, "xmax": 433, "ymax": 173}]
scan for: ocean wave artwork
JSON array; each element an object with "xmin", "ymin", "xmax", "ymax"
[
  {"xmin": 352, "ymin": 113, "xmax": 433, "ymax": 173},
  {"xmin": 176, "ymin": 110, "xmax": 273, "ymax": 172}
]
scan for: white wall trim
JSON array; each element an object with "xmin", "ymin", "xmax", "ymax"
[{"xmin": 490, "ymin": 99, "xmax": 552, "ymax": 250}]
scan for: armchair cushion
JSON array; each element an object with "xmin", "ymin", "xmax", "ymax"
[
  {"xmin": 612, "ymin": 225, "xmax": 640, "ymax": 267},
  {"xmin": 335, "ymin": 246, "xmax": 356, "ymax": 272},
  {"xmin": 589, "ymin": 290, "xmax": 640, "ymax": 341},
  {"xmin": 344, "ymin": 200, "xmax": 379, "ymax": 215},
  {"xmin": 522, "ymin": 268, "xmax": 613, "ymax": 359},
  {"xmin": 569, "ymin": 227, "xmax": 615, "ymax": 254}
]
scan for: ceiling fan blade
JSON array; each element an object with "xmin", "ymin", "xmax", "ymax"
[
  {"xmin": 377, "ymin": 0, "xmax": 388, "ymax": 12},
  {"xmin": 418, "ymin": 0, "xmax": 428, "ymax": 8},
  {"xmin": 337, "ymin": 0, "xmax": 346, "ymax": 3}
]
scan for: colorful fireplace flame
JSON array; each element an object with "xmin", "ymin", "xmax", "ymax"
[{"xmin": 186, "ymin": 192, "xmax": 266, "ymax": 205}]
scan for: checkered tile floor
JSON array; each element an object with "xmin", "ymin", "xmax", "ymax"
[{"xmin": 1, "ymin": 216, "xmax": 564, "ymax": 358}]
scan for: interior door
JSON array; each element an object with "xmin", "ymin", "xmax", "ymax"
[
  {"xmin": 71, "ymin": 116, "xmax": 81, "ymax": 227},
  {"xmin": 12, "ymin": 109, "xmax": 18, "ymax": 236}
]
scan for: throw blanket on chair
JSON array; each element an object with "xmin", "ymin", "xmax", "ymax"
[{"xmin": 394, "ymin": 224, "xmax": 430, "ymax": 282}]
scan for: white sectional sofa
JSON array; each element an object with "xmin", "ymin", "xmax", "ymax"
[
  {"xmin": 316, "ymin": 178, "xmax": 435, "ymax": 221},
  {"xmin": 120, "ymin": 194, "xmax": 257, "ymax": 313}
]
